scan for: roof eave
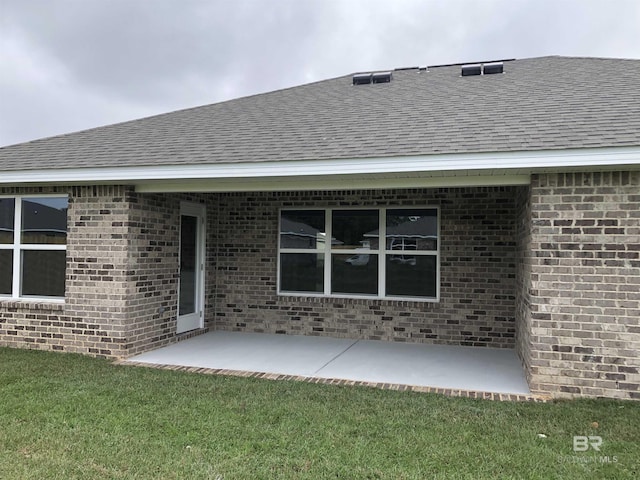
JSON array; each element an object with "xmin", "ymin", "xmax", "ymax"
[{"xmin": 1, "ymin": 146, "xmax": 639, "ymax": 192}]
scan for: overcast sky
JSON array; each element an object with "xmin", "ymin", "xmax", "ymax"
[{"xmin": 1, "ymin": 0, "xmax": 639, "ymax": 147}]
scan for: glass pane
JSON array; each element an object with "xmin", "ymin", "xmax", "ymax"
[
  {"xmin": 386, "ymin": 254, "xmax": 437, "ymax": 298},
  {"xmin": 0, "ymin": 250, "xmax": 12, "ymax": 295},
  {"xmin": 21, "ymin": 250, "xmax": 66, "ymax": 297},
  {"xmin": 179, "ymin": 215, "xmax": 198, "ymax": 315},
  {"xmin": 280, "ymin": 210, "xmax": 326, "ymax": 249},
  {"xmin": 331, "ymin": 253, "xmax": 378, "ymax": 295},
  {"xmin": 21, "ymin": 197, "xmax": 68, "ymax": 245},
  {"xmin": 331, "ymin": 210, "xmax": 379, "ymax": 250},
  {"xmin": 0, "ymin": 198, "xmax": 15, "ymax": 244},
  {"xmin": 279, "ymin": 253, "xmax": 324, "ymax": 293},
  {"xmin": 386, "ymin": 209, "xmax": 438, "ymax": 251}
]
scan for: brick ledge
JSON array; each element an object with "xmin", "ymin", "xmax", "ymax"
[
  {"xmin": 0, "ymin": 299, "xmax": 65, "ymax": 311},
  {"xmin": 117, "ymin": 360, "xmax": 548, "ymax": 402}
]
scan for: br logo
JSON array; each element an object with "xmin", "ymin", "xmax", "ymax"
[{"xmin": 573, "ymin": 436, "xmax": 602, "ymax": 452}]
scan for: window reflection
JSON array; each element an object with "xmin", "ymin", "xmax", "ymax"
[
  {"xmin": 0, "ymin": 198, "xmax": 15, "ymax": 244},
  {"xmin": 21, "ymin": 250, "xmax": 66, "ymax": 297},
  {"xmin": 278, "ymin": 207, "xmax": 438, "ymax": 300},
  {"xmin": 386, "ymin": 255, "xmax": 437, "ymax": 298},
  {"xmin": 0, "ymin": 250, "xmax": 12, "ymax": 294},
  {"xmin": 280, "ymin": 253, "xmax": 324, "ymax": 293},
  {"xmin": 21, "ymin": 197, "xmax": 68, "ymax": 245},
  {"xmin": 331, "ymin": 210, "xmax": 378, "ymax": 250},
  {"xmin": 179, "ymin": 215, "xmax": 198, "ymax": 315},
  {"xmin": 332, "ymin": 253, "xmax": 378, "ymax": 295},
  {"xmin": 386, "ymin": 209, "xmax": 438, "ymax": 251},
  {"xmin": 280, "ymin": 210, "xmax": 326, "ymax": 249}
]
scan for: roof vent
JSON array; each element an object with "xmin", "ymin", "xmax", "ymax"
[
  {"xmin": 483, "ymin": 62, "xmax": 504, "ymax": 74},
  {"xmin": 352, "ymin": 73, "xmax": 372, "ymax": 85},
  {"xmin": 461, "ymin": 64, "xmax": 482, "ymax": 76},
  {"xmin": 461, "ymin": 61, "xmax": 505, "ymax": 76},
  {"xmin": 372, "ymin": 71, "xmax": 392, "ymax": 83},
  {"xmin": 353, "ymin": 71, "xmax": 392, "ymax": 85}
]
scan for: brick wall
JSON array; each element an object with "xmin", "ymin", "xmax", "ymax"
[
  {"xmin": 0, "ymin": 186, "xmax": 195, "ymax": 358},
  {"xmin": 527, "ymin": 171, "xmax": 640, "ymax": 399},
  {"xmin": 123, "ymin": 192, "xmax": 183, "ymax": 354},
  {"xmin": 0, "ymin": 301, "xmax": 67, "ymax": 351},
  {"xmin": 515, "ymin": 185, "xmax": 533, "ymax": 386},
  {"xmin": 207, "ymin": 187, "xmax": 518, "ymax": 348},
  {"xmin": 0, "ymin": 186, "xmax": 86, "ymax": 353},
  {"xmin": 2, "ymin": 186, "xmax": 520, "ymax": 355},
  {"xmin": 63, "ymin": 185, "xmax": 133, "ymax": 356},
  {"xmin": 4, "ymin": 177, "xmax": 638, "ymax": 399}
]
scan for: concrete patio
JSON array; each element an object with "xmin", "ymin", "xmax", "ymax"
[{"xmin": 126, "ymin": 331, "xmax": 531, "ymax": 396}]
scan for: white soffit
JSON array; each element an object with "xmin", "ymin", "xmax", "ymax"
[
  {"xmin": 135, "ymin": 172, "xmax": 530, "ymax": 192},
  {"xmin": 1, "ymin": 146, "xmax": 639, "ymax": 189}
]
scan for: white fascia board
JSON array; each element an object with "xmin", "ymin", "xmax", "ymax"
[{"xmin": 1, "ymin": 146, "xmax": 639, "ymax": 186}]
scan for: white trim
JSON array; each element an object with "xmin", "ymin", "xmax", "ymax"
[
  {"xmin": 277, "ymin": 291, "xmax": 440, "ymax": 303},
  {"xmin": 323, "ymin": 210, "xmax": 331, "ymax": 296},
  {"xmin": 0, "ymin": 294, "xmax": 66, "ymax": 304},
  {"xmin": 177, "ymin": 202, "xmax": 206, "ymax": 334},
  {"xmin": 1, "ymin": 146, "xmax": 638, "ymax": 188},
  {"xmin": 0, "ymin": 194, "xmax": 68, "ymax": 302},
  {"xmin": 11, "ymin": 198, "xmax": 20, "ymax": 296},
  {"xmin": 278, "ymin": 206, "xmax": 440, "ymax": 302}
]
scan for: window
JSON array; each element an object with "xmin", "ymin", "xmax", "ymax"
[
  {"xmin": 0, "ymin": 196, "xmax": 68, "ymax": 300},
  {"xmin": 279, "ymin": 207, "xmax": 438, "ymax": 301}
]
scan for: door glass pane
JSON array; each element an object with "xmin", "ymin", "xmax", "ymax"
[
  {"xmin": 0, "ymin": 250, "xmax": 12, "ymax": 294},
  {"xmin": 279, "ymin": 253, "xmax": 324, "ymax": 293},
  {"xmin": 179, "ymin": 215, "xmax": 198, "ymax": 315},
  {"xmin": 331, "ymin": 210, "xmax": 379, "ymax": 250},
  {"xmin": 386, "ymin": 255, "xmax": 437, "ymax": 298},
  {"xmin": 280, "ymin": 210, "xmax": 326, "ymax": 249},
  {"xmin": 21, "ymin": 197, "xmax": 68, "ymax": 245},
  {"xmin": 386, "ymin": 209, "xmax": 438, "ymax": 251},
  {"xmin": 0, "ymin": 198, "xmax": 15, "ymax": 244},
  {"xmin": 331, "ymin": 253, "xmax": 378, "ymax": 295},
  {"xmin": 21, "ymin": 250, "xmax": 66, "ymax": 297}
]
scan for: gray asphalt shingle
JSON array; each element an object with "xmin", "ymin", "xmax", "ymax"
[{"xmin": 1, "ymin": 56, "xmax": 639, "ymax": 172}]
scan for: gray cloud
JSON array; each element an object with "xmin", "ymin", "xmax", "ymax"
[{"xmin": 1, "ymin": 0, "xmax": 639, "ymax": 146}]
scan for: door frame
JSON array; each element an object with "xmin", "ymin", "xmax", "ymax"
[{"xmin": 177, "ymin": 202, "xmax": 206, "ymax": 334}]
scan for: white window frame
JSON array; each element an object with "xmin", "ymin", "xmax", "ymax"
[
  {"xmin": 0, "ymin": 195, "xmax": 68, "ymax": 303},
  {"xmin": 278, "ymin": 207, "xmax": 440, "ymax": 302}
]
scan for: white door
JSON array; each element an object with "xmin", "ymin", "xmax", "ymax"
[{"xmin": 177, "ymin": 203, "xmax": 205, "ymax": 334}]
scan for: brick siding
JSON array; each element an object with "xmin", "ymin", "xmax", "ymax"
[
  {"xmin": 515, "ymin": 185, "xmax": 533, "ymax": 388},
  {"xmin": 0, "ymin": 186, "xmax": 197, "ymax": 357},
  {"xmin": 0, "ymin": 186, "xmax": 86, "ymax": 353},
  {"xmin": 3, "ymin": 176, "xmax": 639, "ymax": 400},
  {"xmin": 526, "ymin": 172, "xmax": 640, "ymax": 399},
  {"xmin": 208, "ymin": 187, "xmax": 518, "ymax": 348}
]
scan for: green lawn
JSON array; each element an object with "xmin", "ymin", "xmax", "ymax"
[{"xmin": 1, "ymin": 348, "xmax": 638, "ymax": 479}]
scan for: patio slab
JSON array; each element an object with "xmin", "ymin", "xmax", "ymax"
[
  {"xmin": 316, "ymin": 339, "xmax": 530, "ymax": 394},
  {"xmin": 126, "ymin": 331, "xmax": 530, "ymax": 395}
]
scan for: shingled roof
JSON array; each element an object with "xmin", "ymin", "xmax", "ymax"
[{"xmin": 1, "ymin": 55, "xmax": 639, "ymax": 173}]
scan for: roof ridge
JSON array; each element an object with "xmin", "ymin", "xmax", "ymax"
[{"xmin": 518, "ymin": 54, "xmax": 640, "ymax": 62}]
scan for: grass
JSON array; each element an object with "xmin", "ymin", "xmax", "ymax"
[{"xmin": 1, "ymin": 348, "xmax": 638, "ymax": 479}]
